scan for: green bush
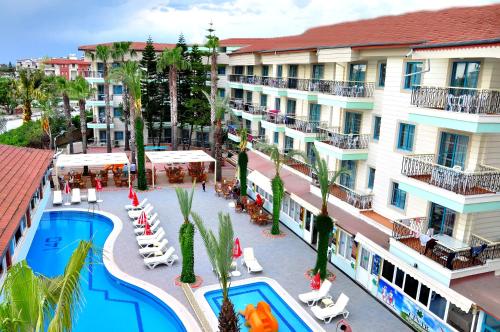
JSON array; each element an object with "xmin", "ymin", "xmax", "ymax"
[
  {"xmin": 238, "ymin": 151, "xmax": 248, "ymax": 197},
  {"xmin": 313, "ymin": 214, "xmax": 334, "ymax": 280},
  {"xmin": 179, "ymin": 223, "xmax": 196, "ymax": 283},
  {"xmin": 0, "ymin": 120, "xmax": 45, "ymax": 147},
  {"xmin": 271, "ymin": 175, "xmax": 284, "ymax": 235},
  {"xmin": 135, "ymin": 117, "xmax": 148, "ymax": 190}
]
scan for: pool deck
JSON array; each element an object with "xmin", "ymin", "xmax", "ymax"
[{"xmin": 48, "ymin": 184, "xmax": 411, "ymax": 332}]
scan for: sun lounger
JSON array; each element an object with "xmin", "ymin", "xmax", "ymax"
[
  {"xmin": 71, "ymin": 188, "xmax": 81, "ymax": 204},
  {"xmin": 133, "ymin": 213, "xmax": 158, "ymax": 227},
  {"xmin": 87, "ymin": 188, "xmax": 97, "ymax": 203},
  {"xmin": 134, "ymin": 218, "xmax": 161, "ymax": 235},
  {"xmin": 125, "ymin": 198, "xmax": 148, "ymax": 211},
  {"xmin": 299, "ymin": 279, "xmax": 332, "ymax": 306},
  {"xmin": 138, "ymin": 239, "xmax": 169, "ymax": 258},
  {"xmin": 143, "ymin": 247, "xmax": 178, "ymax": 269},
  {"xmin": 53, "ymin": 190, "xmax": 63, "ymax": 205},
  {"xmin": 242, "ymin": 247, "xmax": 263, "ymax": 273},
  {"xmin": 137, "ymin": 228, "xmax": 165, "ymax": 248},
  {"xmin": 311, "ymin": 293, "xmax": 350, "ymax": 324},
  {"xmin": 128, "ymin": 204, "xmax": 153, "ymax": 219}
]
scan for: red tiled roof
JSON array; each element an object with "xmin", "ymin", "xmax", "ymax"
[
  {"xmin": 219, "ymin": 38, "xmax": 268, "ymax": 47},
  {"xmin": 78, "ymin": 42, "xmax": 177, "ymax": 52},
  {"xmin": 0, "ymin": 145, "xmax": 53, "ymax": 256},
  {"xmin": 451, "ymin": 272, "xmax": 500, "ymax": 319},
  {"xmin": 232, "ymin": 4, "xmax": 500, "ymax": 54},
  {"xmin": 44, "ymin": 59, "xmax": 90, "ymax": 65}
]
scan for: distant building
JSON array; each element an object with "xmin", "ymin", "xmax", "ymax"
[
  {"xmin": 42, "ymin": 56, "xmax": 90, "ymax": 80},
  {"xmin": 16, "ymin": 58, "xmax": 42, "ymax": 70}
]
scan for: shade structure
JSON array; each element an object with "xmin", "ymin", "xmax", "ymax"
[
  {"xmin": 145, "ymin": 150, "xmax": 217, "ymax": 188},
  {"xmin": 310, "ymin": 272, "xmax": 321, "ymax": 290},
  {"xmin": 233, "ymin": 238, "xmax": 242, "ymax": 259}
]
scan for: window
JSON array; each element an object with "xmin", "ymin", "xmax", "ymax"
[
  {"xmin": 312, "ymin": 65, "xmax": 324, "ymax": 80},
  {"xmin": 309, "ymin": 104, "xmax": 321, "ymax": 122},
  {"xmin": 368, "ymin": 167, "xmax": 376, "ymax": 189},
  {"xmin": 418, "ymin": 284, "xmax": 430, "ymax": 306},
  {"xmin": 275, "ymin": 98, "xmax": 281, "ymax": 110},
  {"xmin": 113, "ymin": 85, "xmax": 123, "ymax": 95},
  {"xmin": 99, "ymin": 130, "xmax": 107, "ymax": 142},
  {"xmin": 378, "ymin": 62, "xmax": 387, "ymax": 88},
  {"xmin": 234, "ymin": 89, "xmax": 244, "ymax": 99},
  {"xmin": 274, "ymin": 132, "xmax": 279, "ymax": 144},
  {"xmin": 246, "ymin": 91, "xmax": 252, "ymax": 103},
  {"xmin": 391, "ymin": 182, "xmax": 407, "ymax": 210},
  {"xmin": 114, "ymin": 131, "xmax": 124, "ymax": 141},
  {"xmin": 217, "ymin": 88, "xmax": 225, "ymax": 97},
  {"xmin": 397, "ymin": 123, "xmax": 415, "ymax": 151},
  {"xmin": 447, "ymin": 303, "xmax": 474, "ymax": 332},
  {"xmin": 344, "ymin": 112, "xmax": 361, "ymax": 134},
  {"xmin": 282, "ymin": 193, "xmax": 290, "ymax": 214},
  {"xmin": 260, "ymin": 94, "xmax": 267, "ymax": 107},
  {"xmin": 359, "ymin": 248, "xmax": 370, "ymax": 270},
  {"xmin": 404, "ymin": 274, "xmax": 419, "ymax": 299},
  {"xmin": 373, "ymin": 116, "xmax": 381, "ymax": 141},
  {"xmin": 276, "ymin": 65, "xmax": 283, "ymax": 78},
  {"xmin": 262, "ymin": 65, "xmax": 269, "ymax": 77},
  {"xmin": 429, "ymin": 291, "xmax": 447, "ymax": 319},
  {"xmin": 286, "ymin": 99, "xmax": 296, "ymax": 116},
  {"xmin": 247, "ymin": 65, "xmax": 254, "ymax": 76},
  {"xmin": 349, "ymin": 63, "xmax": 366, "ymax": 82},
  {"xmin": 394, "ymin": 268, "xmax": 405, "ymax": 288},
  {"xmin": 450, "ymin": 61, "xmax": 480, "ymax": 88},
  {"xmin": 217, "ymin": 65, "xmax": 226, "ymax": 75},
  {"xmin": 338, "ymin": 230, "xmax": 353, "ymax": 260},
  {"xmin": 288, "ymin": 65, "xmax": 298, "ymax": 78},
  {"xmin": 381, "ymin": 260, "xmax": 395, "ymax": 282},
  {"xmin": 234, "ymin": 66, "xmax": 244, "ymax": 75},
  {"xmin": 113, "ymin": 107, "xmax": 123, "ymax": 117},
  {"xmin": 112, "ymin": 62, "xmax": 120, "ymax": 68},
  {"xmin": 339, "ymin": 160, "xmax": 356, "ymax": 189},
  {"xmin": 98, "ymin": 107, "xmax": 105, "ymax": 122},
  {"xmin": 404, "ymin": 61, "xmax": 423, "ymax": 90},
  {"xmin": 284, "ymin": 136, "xmax": 294, "ymax": 153}
]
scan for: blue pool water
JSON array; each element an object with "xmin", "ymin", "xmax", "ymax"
[
  {"xmin": 27, "ymin": 211, "xmax": 186, "ymax": 332},
  {"xmin": 204, "ymin": 281, "xmax": 312, "ymax": 332}
]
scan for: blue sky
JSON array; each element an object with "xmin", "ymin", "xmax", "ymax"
[{"xmin": 1, "ymin": 0, "xmax": 499, "ymax": 63}]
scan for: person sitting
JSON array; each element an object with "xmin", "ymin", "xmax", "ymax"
[{"xmin": 255, "ymin": 194, "xmax": 263, "ymax": 207}]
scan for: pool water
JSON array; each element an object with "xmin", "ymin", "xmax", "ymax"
[
  {"xmin": 27, "ymin": 211, "xmax": 186, "ymax": 332},
  {"xmin": 204, "ymin": 281, "xmax": 312, "ymax": 332}
]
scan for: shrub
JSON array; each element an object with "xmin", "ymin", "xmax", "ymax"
[
  {"xmin": 271, "ymin": 175, "xmax": 284, "ymax": 235},
  {"xmin": 0, "ymin": 120, "xmax": 46, "ymax": 147},
  {"xmin": 313, "ymin": 214, "xmax": 334, "ymax": 279},
  {"xmin": 135, "ymin": 117, "xmax": 147, "ymax": 190}
]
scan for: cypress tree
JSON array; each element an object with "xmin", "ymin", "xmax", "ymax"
[
  {"xmin": 140, "ymin": 37, "xmax": 160, "ymax": 145},
  {"xmin": 135, "ymin": 117, "xmax": 147, "ymax": 190}
]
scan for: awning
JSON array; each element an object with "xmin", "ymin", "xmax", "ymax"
[
  {"xmin": 56, "ymin": 152, "xmax": 129, "ymax": 168},
  {"xmin": 247, "ymin": 170, "xmax": 272, "ymax": 194},
  {"xmin": 291, "ymin": 193, "xmax": 321, "ymax": 215},
  {"xmin": 355, "ymin": 233, "xmax": 474, "ymax": 313},
  {"xmin": 145, "ymin": 150, "xmax": 215, "ymax": 164}
]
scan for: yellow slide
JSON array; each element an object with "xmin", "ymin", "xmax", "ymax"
[{"xmin": 240, "ymin": 301, "xmax": 279, "ymax": 332}]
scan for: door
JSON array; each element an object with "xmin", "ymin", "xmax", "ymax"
[
  {"xmin": 288, "ymin": 65, "xmax": 298, "ymax": 89},
  {"xmin": 309, "ymin": 104, "xmax": 321, "ymax": 122},
  {"xmin": 428, "ymin": 203, "xmax": 456, "ymax": 236},
  {"xmin": 450, "ymin": 61, "xmax": 480, "ymax": 89},
  {"xmin": 339, "ymin": 160, "xmax": 357, "ymax": 189},
  {"xmin": 306, "ymin": 142, "xmax": 315, "ymax": 165},
  {"xmin": 344, "ymin": 112, "xmax": 361, "ymax": 134},
  {"xmin": 349, "ymin": 63, "xmax": 366, "ymax": 82},
  {"xmin": 303, "ymin": 209, "xmax": 312, "ymax": 242},
  {"xmin": 286, "ymin": 99, "xmax": 296, "ymax": 125},
  {"xmin": 284, "ymin": 136, "xmax": 294, "ymax": 153},
  {"xmin": 437, "ymin": 132, "xmax": 469, "ymax": 169},
  {"xmin": 356, "ymin": 247, "xmax": 372, "ymax": 289}
]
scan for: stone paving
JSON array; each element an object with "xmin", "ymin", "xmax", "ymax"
[{"xmin": 51, "ymin": 184, "xmax": 410, "ymax": 332}]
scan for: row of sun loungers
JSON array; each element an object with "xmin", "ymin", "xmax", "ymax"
[
  {"xmin": 53, "ymin": 188, "xmax": 97, "ymax": 205},
  {"xmin": 298, "ymin": 280, "xmax": 350, "ymax": 324}
]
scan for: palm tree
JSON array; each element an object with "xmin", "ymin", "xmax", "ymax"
[
  {"xmin": 69, "ymin": 76, "xmax": 94, "ymax": 154},
  {"xmin": 203, "ymin": 92, "xmax": 229, "ymax": 181},
  {"xmin": 176, "ymin": 185, "xmax": 196, "ymax": 283},
  {"xmin": 310, "ymin": 147, "xmax": 348, "ymax": 280},
  {"xmin": 56, "ymin": 76, "xmax": 75, "ymax": 153},
  {"xmin": 157, "ymin": 46, "xmax": 191, "ymax": 150},
  {"xmin": 256, "ymin": 143, "xmax": 306, "ymax": 235},
  {"xmin": 16, "ymin": 68, "xmax": 44, "ymax": 123},
  {"xmin": 0, "ymin": 240, "xmax": 92, "ymax": 332},
  {"xmin": 111, "ymin": 41, "xmax": 137, "ymax": 152},
  {"xmin": 205, "ymin": 24, "xmax": 219, "ymax": 160},
  {"xmin": 90, "ymin": 45, "xmax": 112, "ymax": 152},
  {"xmin": 192, "ymin": 212, "xmax": 239, "ymax": 332}
]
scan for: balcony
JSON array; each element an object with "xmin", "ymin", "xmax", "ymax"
[
  {"xmin": 392, "ymin": 219, "xmax": 500, "ymax": 271},
  {"xmin": 241, "ymin": 104, "xmax": 266, "ymax": 121},
  {"xmin": 284, "ymin": 116, "xmax": 327, "ymax": 142},
  {"xmin": 409, "ymin": 86, "xmax": 500, "ymax": 133},
  {"xmin": 87, "ymin": 94, "xmax": 106, "ymax": 107},
  {"xmin": 87, "ymin": 119, "xmax": 114, "ymax": 129},
  {"xmin": 83, "ymin": 70, "xmax": 105, "ymax": 83},
  {"xmin": 252, "ymin": 144, "xmax": 314, "ymax": 177},
  {"xmin": 227, "ymin": 74, "xmax": 263, "ymax": 91},
  {"xmin": 399, "ymin": 154, "xmax": 500, "ymax": 213},
  {"xmin": 260, "ymin": 111, "xmax": 287, "ymax": 133},
  {"xmin": 328, "ymin": 183, "xmax": 373, "ymax": 210},
  {"xmin": 314, "ymin": 127, "xmax": 370, "ymax": 160}
]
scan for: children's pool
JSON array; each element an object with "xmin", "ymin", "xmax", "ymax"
[{"xmin": 27, "ymin": 210, "xmax": 186, "ymax": 332}]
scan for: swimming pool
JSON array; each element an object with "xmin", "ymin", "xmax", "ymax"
[
  {"xmin": 27, "ymin": 210, "xmax": 187, "ymax": 332},
  {"xmin": 197, "ymin": 277, "xmax": 324, "ymax": 332}
]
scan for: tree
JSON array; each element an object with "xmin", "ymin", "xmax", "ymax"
[
  {"xmin": 192, "ymin": 212, "xmax": 239, "ymax": 332},
  {"xmin": 16, "ymin": 68, "xmax": 44, "ymax": 122},
  {"xmin": 310, "ymin": 147, "xmax": 347, "ymax": 280},
  {"xmin": 69, "ymin": 76, "xmax": 94, "ymax": 154},
  {"xmin": 176, "ymin": 185, "xmax": 196, "ymax": 284},
  {"xmin": 0, "ymin": 240, "xmax": 92, "ymax": 332},
  {"xmin": 140, "ymin": 37, "xmax": 160, "ymax": 146},
  {"xmin": 38, "ymin": 76, "xmax": 61, "ymax": 149},
  {"xmin": 237, "ymin": 127, "xmax": 248, "ymax": 198},
  {"xmin": 205, "ymin": 23, "xmax": 220, "ymax": 160},
  {"xmin": 91, "ymin": 45, "xmax": 112, "ymax": 152},
  {"xmin": 0, "ymin": 77, "xmax": 17, "ymax": 115},
  {"xmin": 157, "ymin": 46, "xmax": 191, "ymax": 150},
  {"xmin": 136, "ymin": 116, "xmax": 147, "ymax": 190},
  {"xmin": 55, "ymin": 77, "xmax": 76, "ymax": 153}
]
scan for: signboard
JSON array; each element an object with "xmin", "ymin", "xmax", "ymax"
[{"xmin": 377, "ymin": 279, "xmax": 452, "ymax": 332}]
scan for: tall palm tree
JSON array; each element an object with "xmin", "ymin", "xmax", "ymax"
[
  {"xmin": 310, "ymin": 147, "xmax": 348, "ymax": 280},
  {"xmin": 91, "ymin": 45, "xmax": 112, "ymax": 152},
  {"xmin": 0, "ymin": 240, "xmax": 92, "ymax": 332},
  {"xmin": 176, "ymin": 185, "xmax": 196, "ymax": 283},
  {"xmin": 157, "ymin": 46, "xmax": 191, "ymax": 150},
  {"xmin": 203, "ymin": 92, "xmax": 229, "ymax": 181},
  {"xmin": 205, "ymin": 24, "xmax": 219, "ymax": 159},
  {"xmin": 256, "ymin": 143, "xmax": 306, "ymax": 235},
  {"xmin": 69, "ymin": 76, "xmax": 94, "ymax": 154},
  {"xmin": 56, "ymin": 76, "xmax": 75, "ymax": 153},
  {"xmin": 192, "ymin": 212, "xmax": 239, "ymax": 332},
  {"xmin": 16, "ymin": 68, "xmax": 44, "ymax": 123},
  {"xmin": 112, "ymin": 41, "xmax": 137, "ymax": 151}
]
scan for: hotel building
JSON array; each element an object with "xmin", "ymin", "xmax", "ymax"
[{"xmin": 224, "ymin": 4, "xmax": 500, "ymax": 332}]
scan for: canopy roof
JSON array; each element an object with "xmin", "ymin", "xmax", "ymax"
[
  {"xmin": 56, "ymin": 153, "xmax": 130, "ymax": 168},
  {"xmin": 146, "ymin": 150, "xmax": 215, "ymax": 164}
]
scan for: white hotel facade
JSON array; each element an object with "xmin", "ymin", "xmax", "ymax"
[{"xmin": 224, "ymin": 4, "xmax": 500, "ymax": 332}]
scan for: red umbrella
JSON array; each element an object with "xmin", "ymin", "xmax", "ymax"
[
  {"xmin": 310, "ymin": 272, "xmax": 321, "ymax": 290},
  {"xmin": 128, "ymin": 185, "xmax": 134, "ymax": 200},
  {"xmin": 143, "ymin": 219, "xmax": 153, "ymax": 235},
  {"xmin": 95, "ymin": 178, "xmax": 103, "ymax": 191},
  {"xmin": 232, "ymin": 238, "xmax": 242, "ymax": 259},
  {"xmin": 64, "ymin": 181, "xmax": 71, "ymax": 194},
  {"xmin": 132, "ymin": 192, "xmax": 139, "ymax": 207},
  {"xmin": 137, "ymin": 210, "xmax": 148, "ymax": 225}
]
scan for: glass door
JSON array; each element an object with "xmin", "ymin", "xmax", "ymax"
[
  {"xmin": 437, "ymin": 132, "xmax": 469, "ymax": 169},
  {"xmin": 339, "ymin": 160, "xmax": 357, "ymax": 189},
  {"xmin": 288, "ymin": 65, "xmax": 298, "ymax": 89},
  {"xmin": 284, "ymin": 136, "xmax": 294, "ymax": 153},
  {"xmin": 286, "ymin": 99, "xmax": 296, "ymax": 125},
  {"xmin": 428, "ymin": 203, "xmax": 456, "ymax": 236},
  {"xmin": 450, "ymin": 61, "xmax": 480, "ymax": 88},
  {"xmin": 309, "ymin": 104, "xmax": 321, "ymax": 122},
  {"xmin": 344, "ymin": 112, "xmax": 361, "ymax": 134},
  {"xmin": 349, "ymin": 63, "xmax": 366, "ymax": 82}
]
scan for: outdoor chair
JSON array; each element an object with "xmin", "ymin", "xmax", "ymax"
[
  {"xmin": 125, "ymin": 198, "xmax": 148, "ymax": 211},
  {"xmin": 311, "ymin": 293, "xmax": 350, "ymax": 323},
  {"xmin": 143, "ymin": 247, "xmax": 178, "ymax": 269},
  {"xmin": 53, "ymin": 190, "xmax": 63, "ymax": 205},
  {"xmin": 242, "ymin": 247, "xmax": 263, "ymax": 273},
  {"xmin": 299, "ymin": 280, "xmax": 332, "ymax": 306},
  {"xmin": 71, "ymin": 188, "xmax": 81, "ymax": 204},
  {"xmin": 139, "ymin": 239, "xmax": 169, "ymax": 258}
]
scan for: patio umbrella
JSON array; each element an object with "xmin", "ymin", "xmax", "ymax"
[
  {"xmin": 310, "ymin": 272, "xmax": 321, "ymax": 290},
  {"xmin": 132, "ymin": 192, "xmax": 139, "ymax": 207},
  {"xmin": 137, "ymin": 210, "xmax": 148, "ymax": 225},
  {"xmin": 143, "ymin": 219, "xmax": 153, "ymax": 235},
  {"xmin": 128, "ymin": 185, "xmax": 134, "ymax": 200},
  {"xmin": 63, "ymin": 181, "xmax": 71, "ymax": 205},
  {"xmin": 232, "ymin": 238, "xmax": 242, "ymax": 259},
  {"xmin": 95, "ymin": 178, "xmax": 103, "ymax": 202}
]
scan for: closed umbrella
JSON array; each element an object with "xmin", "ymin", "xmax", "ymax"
[
  {"xmin": 310, "ymin": 272, "xmax": 321, "ymax": 290},
  {"xmin": 232, "ymin": 238, "xmax": 242, "ymax": 259},
  {"xmin": 95, "ymin": 178, "xmax": 103, "ymax": 203},
  {"xmin": 64, "ymin": 181, "xmax": 71, "ymax": 205},
  {"xmin": 137, "ymin": 210, "xmax": 148, "ymax": 225},
  {"xmin": 143, "ymin": 219, "xmax": 153, "ymax": 236},
  {"xmin": 132, "ymin": 192, "xmax": 139, "ymax": 207},
  {"xmin": 128, "ymin": 185, "xmax": 134, "ymax": 200}
]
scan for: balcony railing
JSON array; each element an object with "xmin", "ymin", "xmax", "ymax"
[
  {"xmin": 326, "ymin": 183, "xmax": 373, "ymax": 210},
  {"xmin": 84, "ymin": 71, "xmax": 105, "ymax": 78},
  {"xmin": 411, "ymin": 86, "xmax": 500, "ymax": 115},
  {"xmin": 229, "ymin": 99, "xmax": 265, "ymax": 115},
  {"xmin": 285, "ymin": 116, "xmax": 327, "ymax": 134},
  {"xmin": 401, "ymin": 154, "xmax": 500, "ymax": 195},
  {"xmin": 392, "ymin": 219, "xmax": 500, "ymax": 270},
  {"xmin": 262, "ymin": 111, "xmax": 287, "ymax": 124},
  {"xmin": 317, "ymin": 127, "xmax": 370, "ymax": 149}
]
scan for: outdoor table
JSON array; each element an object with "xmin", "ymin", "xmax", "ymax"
[
  {"xmin": 433, "ymin": 234, "xmax": 469, "ymax": 251},
  {"xmin": 321, "ymin": 297, "xmax": 334, "ymax": 308}
]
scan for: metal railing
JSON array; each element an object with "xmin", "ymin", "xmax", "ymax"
[
  {"xmin": 284, "ymin": 116, "xmax": 327, "ymax": 134},
  {"xmin": 326, "ymin": 183, "xmax": 373, "ymax": 210},
  {"xmin": 262, "ymin": 111, "xmax": 287, "ymax": 124},
  {"xmin": 318, "ymin": 127, "xmax": 370, "ymax": 149},
  {"xmin": 83, "ymin": 71, "xmax": 105, "ymax": 78},
  {"xmin": 401, "ymin": 154, "xmax": 500, "ymax": 195},
  {"xmin": 411, "ymin": 86, "xmax": 500, "ymax": 115},
  {"xmin": 243, "ymin": 104, "xmax": 266, "ymax": 115},
  {"xmin": 228, "ymin": 74, "xmax": 262, "ymax": 85}
]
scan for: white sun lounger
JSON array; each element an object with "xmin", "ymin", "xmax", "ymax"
[
  {"xmin": 299, "ymin": 279, "xmax": 332, "ymax": 306},
  {"xmin": 133, "ymin": 213, "xmax": 158, "ymax": 227},
  {"xmin": 311, "ymin": 293, "xmax": 350, "ymax": 324},
  {"xmin": 242, "ymin": 247, "xmax": 263, "ymax": 273},
  {"xmin": 134, "ymin": 218, "xmax": 161, "ymax": 235},
  {"xmin": 137, "ymin": 228, "xmax": 165, "ymax": 248},
  {"xmin": 143, "ymin": 247, "xmax": 179, "ymax": 269},
  {"xmin": 87, "ymin": 188, "xmax": 97, "ymax": 203},
  {"xmin": 71, "ymin": 188, "xmax": 81, "ymax": 204},
  {"xmin": 125, "ymin": 198, "xmax": 148, "ymax": 211},
  {"xmin": 138, "ymin": 239, "xmax": 169, "ymax": 258},
  {"xmin": 128, "ymin": 204, "xmax": 153, "ymax": 219},
  {"xmin": 136, "ymin": 227, "xmax": 164, "ymax": 241},
  {"xmin": 53, "ymin": 190, "xmax": 63, "ymax": 205}
]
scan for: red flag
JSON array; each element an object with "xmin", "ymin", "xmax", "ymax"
[
  {"xmin": 310, "ymin": 272, "xmax": 321, "ymax": 290},
  {"xmin": 64, "ymin": 181, "xmax": 71, "ymax": 194},
  {"xmin": 143, "ymin": 220, "xmax": 153, "ymax": 235},
  {"xmin": 132, "ymin": 192, "xmax": 139, "ymax": 207},
  {"xmin": 232, "ymin": 238, "xmax": 242, "ymax": 259},
  {"xmin": 95, "ymin": 179, "xmax": 103, "ymax": 191},
  {"xmin": 128, "ymin": 185, "xmax": 134, "ymax": 200}
]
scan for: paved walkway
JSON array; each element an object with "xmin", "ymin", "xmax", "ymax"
[{"xmin": 51, "ymin": 185, "xmax": 409, "ymax": 331}]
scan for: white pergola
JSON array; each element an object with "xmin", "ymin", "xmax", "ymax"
[
  {"xmin": 55, "ymin": 152, "xmax": 131, "ymax": 188},
  {"xmin": 145, "ymin": 150, "xmax": 216, "ymax": 188}
]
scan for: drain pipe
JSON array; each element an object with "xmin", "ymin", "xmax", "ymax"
[{"xmin": 403, "ymin": 49, "xmax": 431, "ymax": 77}]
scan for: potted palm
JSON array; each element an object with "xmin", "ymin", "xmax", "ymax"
[{"xmin": 176, "ymin": 185, "xmax": 196, "ymax": 284}]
